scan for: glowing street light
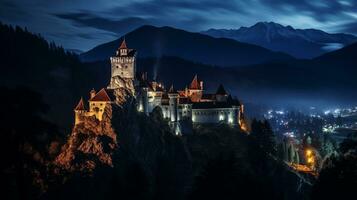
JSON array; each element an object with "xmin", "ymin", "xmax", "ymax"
[
  {"xmin": 305, "ymin": 149, "xmax": 315, "ymax": 170},
  {"xmin": 306, "ymin": 149, "xmax": 312, "ymax": 157}
]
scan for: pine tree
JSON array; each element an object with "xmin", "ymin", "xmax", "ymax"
[{"xmin": 250, "ymin": 119, "xmax": 277, "ymax": 156}]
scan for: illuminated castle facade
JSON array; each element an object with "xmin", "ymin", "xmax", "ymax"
[{"xmin": 74, "ymin": 40, "xmax": 245, "ymax": 134}]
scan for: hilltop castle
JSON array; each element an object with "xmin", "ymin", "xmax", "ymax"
[{"xmin": 74, "ymin": 39, "xmax": 246, "ymax": 134}]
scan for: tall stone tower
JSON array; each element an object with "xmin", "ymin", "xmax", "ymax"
[
  {"xmin": 108, "ymin": 39, "xmax": 137, "ymax": 90},
  {"xmin": 168, "ymin": 85, "xmax": 181, "ymax": 135}
]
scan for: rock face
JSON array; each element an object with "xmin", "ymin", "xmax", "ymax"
[
  {"xmin": 55, "ymin": 105, "xmax": 117, "ymax": 172},
  {"xmin": 52, "ymin": 80, "xmax": 311, "ymax": 199},
  {"xmin": 52, "ymin": 85, "xmax": 192, "ymax": 199},
  {"xmin": 109, "ymin": 76, "xmax": 136, "ymax": 100},
  {"xmin": 55, "ymin": 77, "xmax": 135, "ymax": 172}
]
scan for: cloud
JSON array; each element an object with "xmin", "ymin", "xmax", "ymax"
[
  {"xmin": 0, "ymin": 1, "xmax": 30, "ymax": 21},
  {"xmin": 334, "ymin": 22, "xmax": 357, "ymax": 35},
  {"xmin": 1, "ymin": 0, "xmax": 357, "ymax": 51},
  {"xmin": 54, "ymin": 13, "xmax": 150, "ymax": 36}
]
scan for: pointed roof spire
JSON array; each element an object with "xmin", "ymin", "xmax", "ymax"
[
  {"xmin": 168, "ymin": 84, "xmax": 178, "ymax": 94},
  {"xmin": 216, "ymin": 84, "xmax": 228, "ymax": 95},
  {"xmin": 119, "ymin": 37, "xmax": 127, "ymax": 49},
  {"xmin": 189, "ymin": 74, "xmax": 201, "ymax": 90},
  {"xmin": 75, "ymin": 97, "xmax": 86, "ymax": 111}
]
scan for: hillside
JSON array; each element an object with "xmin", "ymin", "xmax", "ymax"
[
  {"xmin": 0, "ymin": 22, "xmax": 96, "ymax": 130},
  {"xmin": 202, "ymin": 22, "xmax": 357, "ymax": 59},
  {"xmin": 314, "ymin": 42, "xmax": 357, "ymax": 64},
  {"xmin": 44, "ymin": 87, "xmax": 311, "ymax": 200},
  {"xmin": 80, "ymin": 25, "xmax": 293, "ymax": 66}
]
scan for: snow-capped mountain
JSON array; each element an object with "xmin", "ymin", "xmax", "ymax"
[{"xmin": 201, "ymin": 22, "xmax": 357, "ymax": 58}]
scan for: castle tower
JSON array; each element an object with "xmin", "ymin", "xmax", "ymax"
[
  {"xmin": 168, "ymin": 85, "xmax": 181, "ymax": 135},
  {"xmin": 232, "ymin": 105, "xmax": 240, "ymax": 125},
  {"xmin": 168, "ymin": 85, "xmax": 179, "ymax": 122},
  {"xmin": 88, "ymin": 88, "xmax": 112, "ymax": 121},
  {"xmin": 141, "ymin": 87, "xmax": 149, "ymax": 115},
  {"xmin": 108, "ymin": 38, "xmax": 137, "ymax": 89},
  {"xmin": 188, "ymin": 75, "xmax": 203, "ymax": 102},
  {"xmin": 74, "ymin": 97, "xmax": 86, "ymax": 125},
  {"xmin": 215, "ymin": 84, "xmax": 228, "ymax": 102}
]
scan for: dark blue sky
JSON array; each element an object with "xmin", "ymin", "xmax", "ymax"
[{"xmin": 1, "ymin": 0, "xmax": 356, "ymax": 51}]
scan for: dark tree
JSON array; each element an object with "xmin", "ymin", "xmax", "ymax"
[
  {"xmin": 339, "ymin": 132, "xmax": 357, "ymax": 154},
  {"xmin": 189, "ymin": 152, "xmax": 276, "ymax": 200},
  {"xmin": 251, "ymin": 119, "xmax": 277, "ymax": 156},
  {"xmin": 0, "ymin": 87, "xmax": 59, "ymax": 200},
  {"xmin": 311, "ymin": 154, "xmax": 357, "ymax": 200},
  {"xmin": 311, "ymin": 136, "xmax": 357, "ymax": 200}
]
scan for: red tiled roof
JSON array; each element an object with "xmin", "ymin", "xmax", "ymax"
[
  {"xmin": 178, "ymin": 90, "xmax": 186, "ymax": 97},
  {"xmin": 74, "ymin": 97, "xmax": 86, "ymax": 111},
  {"xmin": 189, "ymin": 75, "xmax": 201, "ymax": 90},
  {"xmin": 90, "ymin": 88, "xmax": 112, "ymax": 102},
  {"xmin": 119, "ymin": 38, "xmax": 127, "ymax": 49}
]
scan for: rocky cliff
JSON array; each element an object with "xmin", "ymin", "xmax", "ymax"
[
  {"xmin": 55, "ymin": 105, "xmax": 117, "ymax": 172},
  {"xmin": 54, "ymin": 79, "xmax": 134, "ymax": 172},
  {"xmin": 50, "ymin": 83, "xmax": 311, "ymax": 200},
  {"xmin": 51, "ymin": 84, "xmax": 192, "ymax": 199}
]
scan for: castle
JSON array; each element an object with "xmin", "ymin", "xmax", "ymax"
[{"xmin": 74, "ymin": 39, "xmax": 245, "ymax": 134}]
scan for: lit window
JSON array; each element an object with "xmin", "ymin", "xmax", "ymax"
[{"xmin": 219, "ymin": 115, "xmax": 224, "ymax": 121}]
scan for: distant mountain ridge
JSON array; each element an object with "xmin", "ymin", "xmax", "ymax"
[
  {"xmin": 86, "ymin": 41, "xmax": 357, "ymax": 107},
  {"xmin": 80, "ymin": 25, "xmax": 293, "ymax": 66},
  {"xmin": 201, "ymin": 22, "xmax": 357, "ymax": 59}
]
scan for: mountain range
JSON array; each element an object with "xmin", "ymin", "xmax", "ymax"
[
  {"xmin": 85, "ymin": 41, "xmax": 357, "ymax": 109},
  {"xmin": 2, "ymin": 21, "xmax": 356, "ymax": 126},
  {"xmin": 201, "ymin": 22, "xmax": 357, "ymax": 59},
  {"xmin": 80, "ymin": 25, "xmax": 293, "ymax": 66}
]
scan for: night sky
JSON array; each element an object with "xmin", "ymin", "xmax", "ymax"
[{"xmin": 1, "ymin": 0, "xmax": 356, "ymax": 51}]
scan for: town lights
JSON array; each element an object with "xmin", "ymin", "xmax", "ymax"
[{"xmin": 306, "ymin": 149, "xmax": 312, "ymax": 156}]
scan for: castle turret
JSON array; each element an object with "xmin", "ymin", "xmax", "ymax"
[
  {"xmin": 168, "ymin": 85, "xmax": 181, "ymax": 135},
  {"xmin": 118, "ymin": 38, "xmax": 128, "ymax": 56},
  {"xmin": 232, "ymin": 105, "xmax": 240, "ymax": 125},
  {"xmin": 108, "ymin": 38, "xmax": 137, "ymax": 89},
  {"xmin": 141, "ymin": 86, "xmax": 149, "ymax": 115},
  {"xmin": 226, "ymin": 95, "xmax": 241, "ymax": 126},
  {"xmin": 188, "ymin": 75, "xmax": 203, "ymax": 102},
  {"xmin": 88, "ymin": 88, "xmax": 113, "ymax": 121},
  {"xmin": 168, "ymin": 85, "xmax": 179, "ymax": 122},
  {"xmin": 74, "ymin": 97, "xmax": 86, "ymax": 125},
  {"xmin": 215, "ymin": 84, "xmax": 228, "ymax": 102}
]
